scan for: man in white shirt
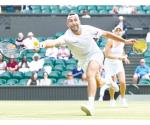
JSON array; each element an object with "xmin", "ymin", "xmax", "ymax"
[
  {"xmin": 29, "ymin": 53, "xmax": 44, "ymax": 72},
  {"xmin": 23, "ymin": 32, "xmax": 40, "ymax": 51},
  {"xmin": 41, "ymin": 13, "xmax": 136, "ymax": 116}
]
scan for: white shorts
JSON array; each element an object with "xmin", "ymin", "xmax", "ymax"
[
  {"xmin": 78, "ymin": 51, "xmax": 104, "ymax": 72},
  {"xmin": 104, "ymin": 58, "xmax": 124, "ymax": 77}
]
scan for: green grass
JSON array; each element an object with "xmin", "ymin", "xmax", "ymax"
[{"xmin": 0, "ymin": 101, "xmax": 150, "ymax": 120}]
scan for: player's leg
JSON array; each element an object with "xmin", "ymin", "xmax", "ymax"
[
  {"xmin": 109, "ymin": 86, "xmax": 116, "ymax": 107},
  {"xmin": 118, "ymin": 70, "xmax": 128, "ymax": 107},
  {"xmin": 98, "ymin": 82, "xmax": 109, "ymax": 101},
  {"xmin": 81, "ymin": 60, "xmax": 100, "ymax": 116},
  {"xmin": 109, "ymin": 75, "xmax": 118, "ymax": 107}
]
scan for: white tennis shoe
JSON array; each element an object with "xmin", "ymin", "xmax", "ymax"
[{"xmin": 81, "ymin": 105, "xmax": 94, "ymax": 116}]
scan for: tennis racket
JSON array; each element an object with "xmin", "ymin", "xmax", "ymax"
[
  {"xmin": 132, "ymin": 39, "xmax": 147, "ymax": 55},
  {"xmin": 0, "ymin": 41, "xmax": 40, "ymax": 58}
]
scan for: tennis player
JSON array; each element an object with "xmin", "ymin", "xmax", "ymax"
[
  {"xmin": 104, "ymin": 26, "xmax": 130, "ymax": 107},
  {"xmin": 41, "ymin": 13, "xmax": 136, "ymax": 116}
]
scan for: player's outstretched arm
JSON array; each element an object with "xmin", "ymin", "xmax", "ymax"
[
  {"xmin": 102, "ymin": 31, "xmax": 136, "ymax": 45},
  {"xmin": 40, "ymin": 39, "xmax": 63, "ymax": 48}
]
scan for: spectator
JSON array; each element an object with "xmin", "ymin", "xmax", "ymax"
[
  {"xmin": 18, "ymin": 56, "xmax": 30, "ymax": 73},
  {"xmin": 146, "ymin": 32, "xmax": 150, "ymax": 43},
  {"xmin": 63, "ymin": 71, "xmax": 78, "ymax": 85},
  {"xmin": 29, "ymin": 53, "xmax": 44, "ymax": 72},
  {"xmin": 72, "ymin": 66, "xmax": 87, "ymax": 85},
  {"xmin": 82, "ymin": 10, "xmax": 91, "ymax": 18},
  {"xmin": 133, "ymin": 59, "xmax": 150, "ymax": 84},
  {"xmin": 0, "ymin": 53, "xmax": 6, "ymax": 74},
  {"xmin": 27, "ymin": 72, "xmax": 40, "ymax": 86},
  {"xmin": 15, "ymin": 32, "xmax": 25, "ymax": 48},
  {"xmin": 6, "ymin": 55, "xmax": 19, "ymax": 73},
  {"xmin": 39, "ymin": 72, "xmax": 52, "ymax": 86},
  {"xmin": 23, "ymin": 32, "xmax": 40, "ymax": 52},
  {"xmin": 21, "ymin": 5, "xmax": 32, "ymax": 13},
  {"xmin": 111, "ymin": 6, "xmax": 119, "ymax": 14},
  {"xmin": 72, "ymin": 66, "xmax": 84, "ymax": 79},
  {"xmin": 45, "ymin": 46, "xmax": 59, "ymax": 59},
  {"xmin": 57, "ymin": 44, "xmax": 71, "ymax": 60},
  {"xmin": 115, "ymin": 16, "xmax": 127, "ymax": 38}
]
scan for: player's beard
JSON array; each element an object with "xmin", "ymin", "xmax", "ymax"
[{"xmin": 70, "ymin": 25, "xmax": 81, "ymax": 35}]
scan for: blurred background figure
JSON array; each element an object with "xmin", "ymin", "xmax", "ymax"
[
  {"xmin": 111, "ymin": 6, "xmax": 119, "ymax": 14},
  {"xmin": 27, "ymin": 72, "xmax": 40, "ymax": 86},
  {"xmin": 18, "ymin": 56, "xmax": 30, "ymax": 73},
  {"xmin": 82, "ymin": 10, "xmax": 91, "ymax": 18},
  {"xmin": 23, "ymin": 32, "xmax": 40, "ymax": 52},
  {"xmin": 63, "ymin": 71, "xmax": 78, "ymax": 85},
  {"xmin": 115, "ymin": 16, "xmax": 127, "ymax": 38},
  {"xmin": 133, "ymin": 59, "xmax": 150, "ymax": 84},
  {"xmin": 57, "ymin": 44, "xmax": 71, "ymax": 60},
  {"xmin": 6, "ymin": 55, "xmax": 19, "ymax": 73},
  {"xmin": 39, "ymin": 72, "xmax": 52, "ymax": 86},
  {"xmin": 29, "ymin": 53, "xmax": 44, "ymax": 72},
  {"xmin": 15, "ymin": 32, "xmax": 25, "ymax": 48},
  {"xmin": 45, "ymin": 46, "xmax": 59, "ymax": 60}
]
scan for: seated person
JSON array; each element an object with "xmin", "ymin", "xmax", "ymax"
[
  {"xmin": 45, "ymin": 46, "xmax": 59, "ymax": 59},
  {"xmin": 18, "ymin": 56, "xmax": 30, "ymax": 73},
  {"xmin": 39, "ymin": 72, "xmax": 52, "ymax": 86},
  {"xmin": 15, "ymin": 32, "xmax": 25, "ymax": 48},
  {"xmin": 57, "ymin": 44, "xmax": 71, "ymax": 60},
  {"xmin": 27, "ymin": 72, "xmax": 40, "ymax": 86},
  {"xmin": 63, "ymin": 71, "xmax": 78, "ymax": 85},
  {"xmin": 6, "ymin": 55, "xmax": 19, "ymax": 73},
  {"xmin": 72, "ymin": 66, "xmax": 84, "ymax": 79},
  {"xmin": 23, "ymin": 32, "xmax": 40, "ymax": 52},
  {"xmin": 133, "ymin": 59, "xmax": 150, "ymax": 84},
  {"xmin": 72, "ymin": 66, "xmax": 87, "ymax": 85},
  {"xmin": 0, "ymin": 53, "xmax": 6, "ymax": 74},
  {"xmin": 29, "ymin": 53, "xmax": 44, "ymax": 72}
]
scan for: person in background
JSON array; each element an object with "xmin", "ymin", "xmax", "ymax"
[
  {"xmin": 104, "ymin": 26, "xmax": 130, "ymax": 107},
  {"xmin": 29, "ymin": 53, "xmax": 44, "ymax": 72},
  {"xmin": 15, "ymin": 32, "xmax": 25, "ymax": 48},
  {"xmin": 72, "ymin": 66, "xmax": 84, "ymax": 79},
  {"xmin": 45, "ymin": 46, "xmax": 59, "ymax": 60},
  {"xmin": 18, "ymin": 56, "xmax": 30, "ymax": 73},
  {"xmin": 6, "ymin": 55, "xmax": 19, "ymax": 73},
  {"xmin": 115, "ymin": 16, "xmax": 128, "ymax": 39},
  {"xmin": 39, "ymin": 72, "xmax": 52, "ymax": 86},
  {"xmin": 82, "ymin": 10, "xmax": 91, "ymax": 18},
  {"xmin": 23, "ymin": 32, "xmax": 40, "ymax": 52},
  {"xmin": 111, "ymin": 6, "xmax": 119, "ymax": 15},
  {"xmin": 133, "ymin": 59, "xmax": 150, "ymax": 84},
  {"xmin": 57, "ymin": 44, "xmax": 71, "ymax": 60},
  {"xmin": 63, "ymin": 71, "xmax": 78, "ymax": 85},
  {"xmin": 0, "ymin": 53, "xmax": 6, "ymax": 74},
  {"xmin": 27, "ymin": 72, "xmax": 40, "ymax": 86}
]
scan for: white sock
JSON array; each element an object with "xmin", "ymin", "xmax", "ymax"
[{"xmin": 88, "ymin": 96, "xmax": 94, "ymax": 107}]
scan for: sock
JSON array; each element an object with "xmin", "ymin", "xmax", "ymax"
[{"xmin": 88, "ymin": 96, "xmax": 94, "ymax": 107}]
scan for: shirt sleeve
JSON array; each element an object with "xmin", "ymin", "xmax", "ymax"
[
  {"xmin": 85, "ymin": 25, "xmax": 103, "ymax": 37},
  {"xmin": 56, "ymin": 35, "xmax": 66, "ymax": 45}
]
